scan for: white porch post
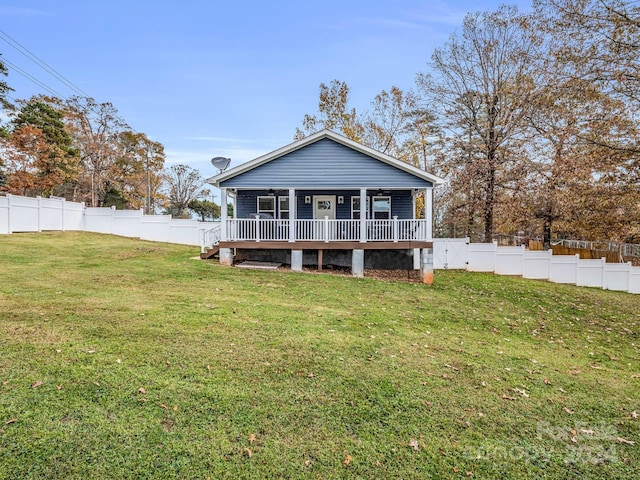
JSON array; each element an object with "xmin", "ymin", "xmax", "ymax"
[
  {"xmin": 288, "ymin": 188, "xmax": 296, "ymax": 242},
  {"xmin": 220, "ymin": 187, "xmax": 228, "ymax": 241},
  {"xmin": 413, "ymin": 189, "xmax": 420, "ymax": 268},
  {"xmin": 359, "ymin": 188, "xmax": 367, "ymax": 243},
  {"xmin": 412, "ymin": 190, "xmax": 417, "ymax": 219},
  {"xmin": 232, "ymin": 192, "xmax": 237, "ymax": 219},
  {"xmin": 425, "ymin": 187, "xmax": 433, "ymax": 240}
]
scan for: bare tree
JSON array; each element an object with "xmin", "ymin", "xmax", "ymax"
[
  {"xmin": 64, "ymin": 96, "xmax": 129, "ymax": 206},
  {"xmin": 164, "ymin": 164, "xmax": 203, "ymax": 218}
]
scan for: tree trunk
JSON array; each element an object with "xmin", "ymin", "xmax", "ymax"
[
  {"xmin": 542, "ymin": 216, "xmax": 552, "ymax": 251},
  {"xmin": 483, "ymin": 163, "xmax": 496, "ymax": 243}
]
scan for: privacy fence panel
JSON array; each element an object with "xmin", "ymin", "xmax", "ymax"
[
  {"xmin": 495, "ymin": 246, "xmax": 525, "ymax": 276},
  {"xmin": 467, "ymin": 243, "xmax": 497, "ymax": 272},
  {"xmin": 522, "ymin": 250, "xmax": 552, "ymax": 280},
  {"xmin": 576, "ymin": 259, "xmax": 606, "ymax": 288},
  {"xmin": 0, "ymin": 196, "xmax": 9, "ymax": 234},
  {"xmin": 603, "ymin": 263, "xmax": 631, "ymax": 292}
]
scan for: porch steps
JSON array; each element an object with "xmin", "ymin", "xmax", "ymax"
[
  {"xmin": 235, "ymin": 261, "xmax": 281, "ymax": 270},
  {"xmin": 200, "ymin": 246, "xmax": 220, "ymax": 260}
]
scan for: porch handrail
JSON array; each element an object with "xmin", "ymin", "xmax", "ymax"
[
  {"xmin": 200, "ymin": 223, "xmax": 222, "ymax": 253},
  {"xmin": 224, "ymin": 218, "xmax": 430, "ymax": 243}
]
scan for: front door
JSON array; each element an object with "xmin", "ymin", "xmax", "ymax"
[
  {"xmin": 313, "ymin": 195, "xmax": 336, "ymax": 241},
  {"xmin": 313, "ymin": 195, "xmax": 336, "ymax": 220}
]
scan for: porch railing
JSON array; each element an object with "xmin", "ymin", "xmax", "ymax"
[
  {"xmin": 224, "ymin": 217, "xmax": 430, "ymax": 243},
  {"xmin": 200, "ymin": 223, "xmax": 222, "ymax": 253}
]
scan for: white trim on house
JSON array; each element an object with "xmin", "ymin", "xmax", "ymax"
[{"xmin": 207, "ymin": 130, "xmax": 445, "ymax": 187}]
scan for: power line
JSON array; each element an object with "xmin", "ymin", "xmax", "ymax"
[
  {"xmin": 2, "ymin": 58, "xmax": 64, "ymax": 98},
  {"xmin": 0, "ymin": 28, "xmax": 90, "ymax": 98}
]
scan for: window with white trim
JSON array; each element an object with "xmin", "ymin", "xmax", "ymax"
[
  {"xmin": 372, "ymin": 196, "xmax": 391, "ymax": 219},
  {"xmin": 351, "ymin": 196, "xmax": 369, "ymax": 219},
  {"xmin": 257, "ymin": 196, "xmax": 275, "ymax": 218},
  {"xmin": 278, "ymin": 196, "xmax": 289, "ymax": 219}
]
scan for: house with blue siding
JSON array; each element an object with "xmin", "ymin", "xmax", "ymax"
[{"xmin": 205, "ymin": 129, "xmax": 443, "ymax": 282}]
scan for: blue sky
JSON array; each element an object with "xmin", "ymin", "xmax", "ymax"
[{"xmin": 1, "ymin": 1, "xmax": 530, "ymax": 179}]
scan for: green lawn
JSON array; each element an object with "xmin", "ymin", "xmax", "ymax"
[{"xmin": 0, "ymin": 232, "xmax": 638, "ymax": 479}]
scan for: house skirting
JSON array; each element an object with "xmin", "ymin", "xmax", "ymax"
[{"xmin": 219, "ymin": 241, "xmax": 434, "ymax": 283}]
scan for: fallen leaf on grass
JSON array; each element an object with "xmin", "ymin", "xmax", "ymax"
[
  {"xmin": 344, "ymin": 454, "xmax": 352, "ymax": 466},
  {"xmin": 502, "ymin": 394, "xmax": 516, "ymax": 401},
  {"xmin": 173, "ymin": 405, "xmax": 178, "ymax": 411},
  {"xmin": 543, "ymin": 378, "xmax": 551, "ymax": 385},
  {"xmin": 244, "ymin": 448, "xmax": 253, "ymax": 458},
  {"xmin": 161, "ymin": 403, "xmax": 168, "ymax": 410},
  {"xmin": 409, "ymin": 438, "xmax": 419, "ymax": 451},
  {"xmin": 31, "ymin": 380, "xmax": 43, "ymax": 388},
  {"xmin": 248, "ymin": 434, "xmax": 256, "ymax": 444},
  {"xmin": 5, "ymin": 418, "xmax": 17, "ymax": 425},
  {"xmin": 631, "ymin": 411, "xmax": 638, "ymax": 419},
  {"xmin": 563, "ymin": 407, "xmax": 574, "ymax": 415},
  {"xmin": 514, "ymin": 388, "xmax": 529, "ymax": 398},
  {"xmin": 617, "ymin": 437, "xmax": 635, "ymax": 445},
  {"xmin": 138, "ymin": 387, "xmax": 146, "ymax": 394}
]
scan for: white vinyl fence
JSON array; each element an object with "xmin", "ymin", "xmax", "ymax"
[
  {"xmin": 2, "ymin": 194, "xmax": 639, "ymax": 294},
  {"xmin": 1, "ymin": 193, "xmax": 211, "ymax": 246},
  {"xmin": 436, "ymin": 240, "xmax": 640, "ymax": 295}
]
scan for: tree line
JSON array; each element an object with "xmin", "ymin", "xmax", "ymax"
[
  {"xmin": 0, "ymin": 88, "xmax": 216, "ymax": 218},
  {"xmin": 296, "ymin": 1, "xmax": 640, "ymax": 245}
]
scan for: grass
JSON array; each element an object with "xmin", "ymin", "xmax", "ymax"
[{"xmin": 0, "ymin": 231, "xmax": 638, "ymax": 479}]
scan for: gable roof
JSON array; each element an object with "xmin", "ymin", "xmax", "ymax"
[{"xmin": 207, "ymin": 129, "xmax": 444, "ymax": 187}]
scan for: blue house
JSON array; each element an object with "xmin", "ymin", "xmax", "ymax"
[{"xmin": 205, "ymin": 129, "xmax": 443, "ymax": 282}]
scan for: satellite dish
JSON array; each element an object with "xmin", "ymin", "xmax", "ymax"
[{"xmin": 211, "ymin": 156, "xmax": 231, "ymax": 173}]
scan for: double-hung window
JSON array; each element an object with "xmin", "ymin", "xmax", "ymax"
[
  {"xmin": 351, "ymin": 197, "xmax": 369, "ymax": 219},
  {"xmin": 257, "ymin": 196, "xmax": 275, "ymax": 218},
  {"xmin": 278, "ymin": 197, "xmax": 289, "ymax": 219},
  {"xmin": 372, "ymin": 196, "xmax": 391, "ymax": 219}
]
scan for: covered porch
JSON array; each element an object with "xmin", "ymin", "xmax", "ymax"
[{"xmin": 217, "ymin": 186, "xmax": 434, "ymax": 244}]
